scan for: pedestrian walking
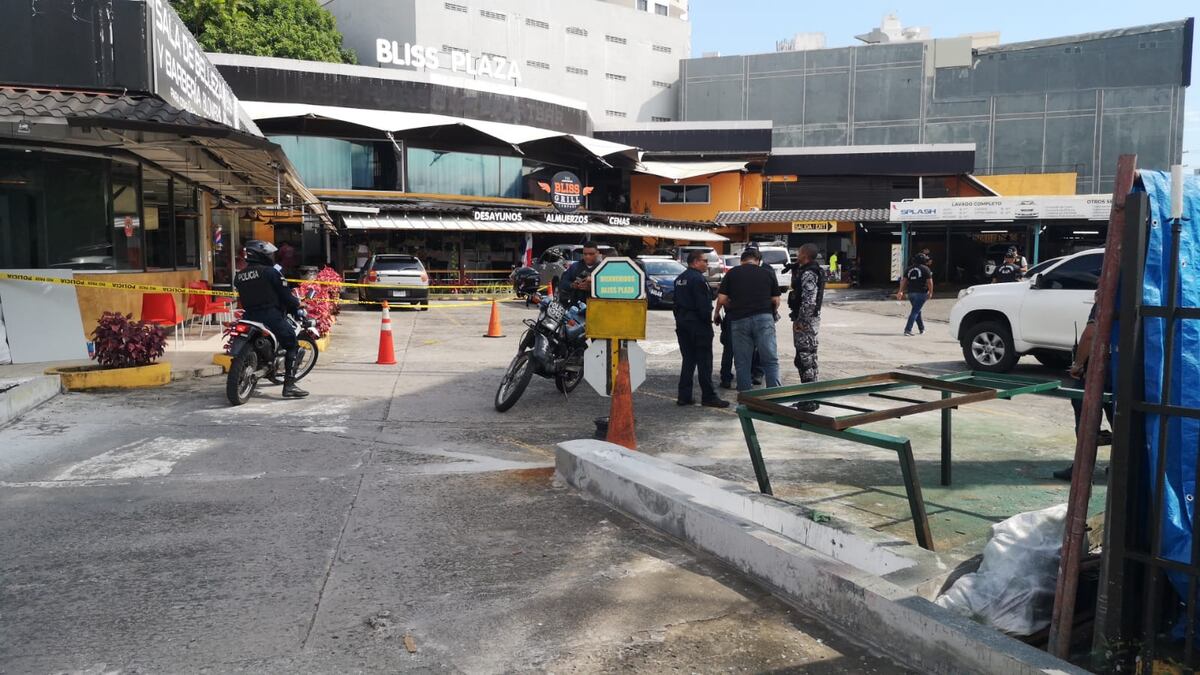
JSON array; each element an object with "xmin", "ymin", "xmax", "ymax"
[
  {"xmin": 1054, "ymin": 293, "xmax": 1115, "ymax": 480},
  {"xmin": 827, "ymin": 250, "xmax": 839, "ymax": 282},
  {"xmin": 789, "ymin": 244, "xmax": 825, "ymax": 381},
  {"xmin": 896, "ymin": 253, "xmax": 934, "ymax": 336},
  {"xmin": 673, "ymin": 251, "xmax": 729, "ymax": 408},
  {"xmin": 713, "ymin": 248, "xmax": 782, "ymax": 391}
]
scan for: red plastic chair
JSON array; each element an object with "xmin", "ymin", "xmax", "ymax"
[
  {"xmin": 187, "ymin": 281, "xmax": 232, "ymax": 338},
  {"xmin": 141, "ymin": 292, "xmax": 185, "ymax": 347}
]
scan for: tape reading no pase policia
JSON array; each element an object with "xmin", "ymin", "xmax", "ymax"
[{"xmin": 0, "ymin": 272, "xmax": 522, "ymax": 309}]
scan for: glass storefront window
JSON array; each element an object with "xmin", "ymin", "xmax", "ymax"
[
  {"xmin": 0, "ymin": 149, "xmax": 198, "ymax": 272},
  {"xmin": 142, "ymin": 170, "xmax": 173, "ymax": 270},
  {"xmin": 110, "ymin": 161, "xmax": 143, "ymax": 271},
  {"xmin": 270, "ymin": 135, "xmax": 383, "ymax": 190},
  {"xmin": 174, "ymin": 181, "xmax": 199, "ymax": 268},
  {"xmin": 407, "ymin": 147, "xmax": 524, "ymax": 198}
]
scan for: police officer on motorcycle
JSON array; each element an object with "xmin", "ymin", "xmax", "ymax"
[{"xmin": 235, "ymin": 240, "xmax": 309, "ymax": 399}]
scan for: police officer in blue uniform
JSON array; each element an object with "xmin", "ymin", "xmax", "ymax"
[
  {"xmin": 235, "ymin": 240, "xmax": 309, "ymax": 399},
  {"xmin": 673, "ymin": 251, "xmax": 729, "ymax": 408}
]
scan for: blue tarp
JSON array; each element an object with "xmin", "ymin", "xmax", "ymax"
[{"xmin": 1140, "ymin": 171, "xmax": 1200, "ymax": 601}]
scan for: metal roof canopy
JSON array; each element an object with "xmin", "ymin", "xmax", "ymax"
[
  {"xmin": 0, "ymin": 88, "xmax": 325, "ymax": 222},
  {"xmin": 715, "ymin": 208, "xmax": 889, "ymax": 224},
  {"xmin": 636, "ymin": 160, "xmax": 749, "ymax": 181},
  {"xmin": 342, "ymin": 215, "xmax": 727, "ymax": 242},
  {"xmin": 240, "ymin": 101, "xmax": 641, "ymax": 168}
]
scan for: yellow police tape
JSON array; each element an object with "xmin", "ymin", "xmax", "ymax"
[
  {"xmin": 0, "ymin": 271, "xmax": 239, "ymax": 297},
  {"xmin": 0, "ymin": 271, "xmax": 530, "ymax": 311},
  {"xmin": 286, "ymin": 277, "xmax": 513, "ymax": 291}
]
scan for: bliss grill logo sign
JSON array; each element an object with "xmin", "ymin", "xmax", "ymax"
[{"xmin": 538, "ymin": 172, "xmax": 593, "ymax": 214}]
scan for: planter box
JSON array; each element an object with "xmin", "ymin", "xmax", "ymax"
[{"xmin": 46, "ymin": 362, "xmax": 171, "ymax": 390}]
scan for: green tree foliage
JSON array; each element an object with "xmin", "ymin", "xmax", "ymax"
[{"xmin": 171, "ymin": 0, "xmax": 357, "ymax": 64}]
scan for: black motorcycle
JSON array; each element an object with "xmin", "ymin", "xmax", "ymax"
[
  {"xmin": 494, "ymin": 294, "xmax": 588, "ymax": 412},
  {"xmin": 225, "ymin": 289, "xmax": 321, "ymax": 405}
]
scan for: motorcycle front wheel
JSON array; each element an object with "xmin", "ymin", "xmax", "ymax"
[
  {"xmin": 494, "ymin": 352, "xmax": 534, "ymax": 412},
  {"xmin": 226, "ymin": 350, "xmax": 259, "ymax": 406},
  {"xmin": 266, "ymin": 336, "xmax": 320, "ymax": 384}
]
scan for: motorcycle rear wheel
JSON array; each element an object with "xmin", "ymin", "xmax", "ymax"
[
  {"xmin": 494, "ymin": 352, "xmax": 534, "ymax": 412},
  {"xmin": 555, "ymin": 366, "xmax": 583, "ymax": 393},
  {"xmin": 226, "ymin": 350, "xmax": 259, "ymax": 406}
]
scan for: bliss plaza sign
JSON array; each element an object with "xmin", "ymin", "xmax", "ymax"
[{"xmin": 376, "ymin": 40, "xmax": 522, "ymax": 82}]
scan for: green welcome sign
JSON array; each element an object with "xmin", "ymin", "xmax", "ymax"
[{"xmin": 590, "ymin": 257, "xmax": 646, "ymax": 301}]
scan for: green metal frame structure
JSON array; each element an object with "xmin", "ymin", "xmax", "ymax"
[{"xmin": 736, "ymin": 370, "xmax": 1094, "ymax": 551}]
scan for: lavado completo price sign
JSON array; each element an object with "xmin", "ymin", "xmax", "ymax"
[{"xmin": 590, "ymin": 257, "xmax": 645, "ymax": 300}]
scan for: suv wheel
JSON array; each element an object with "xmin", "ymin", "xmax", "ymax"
[
  {"xmin": 962, "ymin": 320, "xmax": 1018, "ymax": 372},
  {"xmin": 1034, "ymin": 351, "xmax": 1072, "ymax": 370}
]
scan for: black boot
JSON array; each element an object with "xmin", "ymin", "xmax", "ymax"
[{"xmin": 281, "ymin": 348, "xmax": 309, "ymax": 399}]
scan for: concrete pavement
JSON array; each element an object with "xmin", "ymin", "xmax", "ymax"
[{"xmin": 0, "ymin": 301, "xmax": 910, "ymax": 673}]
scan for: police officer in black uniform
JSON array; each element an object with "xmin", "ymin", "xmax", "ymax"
[
  {"xmin": 235, "ymin": 240, "xmax": 309, "ymax": 399},
  {"xmin": 991, "ymin": 247, "xmax": 1023, "ymax": 284},
  {"xmin": 673, "ymin": 251, "xmax": 729, "ymax": 408}
]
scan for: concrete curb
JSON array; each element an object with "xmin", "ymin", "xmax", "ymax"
[
  {"xmin": 556, "ymin": 440, "xmax": 1085, "ymax": 675},
  {"xmin": 0, "ymin": 375, "xmax": 63, "ymax": 427},
  {"xmin": 170, "ymin": 365, "xmax": 226, "ymax": 382}
]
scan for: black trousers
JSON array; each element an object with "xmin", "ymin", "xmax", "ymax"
[{"xmin": 676, "ymin": 319, "xmax": 717, "ymax": 402}]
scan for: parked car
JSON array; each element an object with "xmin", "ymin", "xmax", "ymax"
[
  {"xmin": 358, "ymin": 254, "xmax": 430, "ymax": 310},
  {"xmin": 673, "ymin": 246, "xmax": 724, "ymax": 294},
  {"xmin": 722, "ymin": 254, "xmax": 740, "ymax": 271},
  {"xmin": 753, "ymin": 244, "xmax": 793, "ymax": 287},
  {"xmin": 635, "ymin": 256, "xmax": 687, "ymax": 308},
  {"xmin": 949, "ymin": 248, "xmax": 1103, "ymax": 372},
  {"xmin": 534, "ymin": 243, "xmax": 618, "ymax": 289}
]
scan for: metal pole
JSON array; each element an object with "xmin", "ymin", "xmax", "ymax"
[
  {"xmin": 1048, "ymin": 154, "xmax": 1138, "ymax": 658},
  {"xmin": 940, "ymin": 392, "xmax": 952, "ymax": 486}
]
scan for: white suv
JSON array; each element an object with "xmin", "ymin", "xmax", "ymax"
[{"xmin": 948, "ymin": 248, "xmax": 1103, "ymax": 372}]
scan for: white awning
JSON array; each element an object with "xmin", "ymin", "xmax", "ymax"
[
  {"xmin": 342, "ymin": 215, "xmax": 726, "ymax": 242},
  {"xmin": 240, "ymin": 101, "xmax": 641, "ymax": 165},
  {"xmin": 636, "ymin": 160, "xmax": 748, "ymax": 181}
]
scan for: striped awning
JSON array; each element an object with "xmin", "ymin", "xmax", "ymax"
[{"xmin": 342, "ymin": 215, "xmax": 726, "ymax": 242}]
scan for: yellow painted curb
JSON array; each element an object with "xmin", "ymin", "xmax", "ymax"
[
  {"xmin": 46, "ymin": 362, "xmax": 171, "ymax": 390},
  {"xmin": 213, "ymin": 353, "xmax": 233, "ymax": 372},
  {"xmin": 315, "ymin": 334, "xmax": 332, "ymax": 352},
  {"xmin": 826, "ymin": 282, "xmax": 852, "ymax": 289}
]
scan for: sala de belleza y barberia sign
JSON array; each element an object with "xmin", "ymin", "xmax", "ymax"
[
  {"xmin": 149, "ymin": 0, "xmax": 246, "ymax": 131},
  {"xmin": 377, "ymin": 40, "xmax": 521, "ymax": 82}
]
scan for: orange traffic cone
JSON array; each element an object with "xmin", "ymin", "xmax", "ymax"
[
  {"xmin": 376, "ymin": 301, "xmax": 397, "ymax": 365},
  {"xmin": 547, "ymin": 279, "xmax": 554, "ymax": 299},
  {"xmin": 483, "ymin": 299, "xmax": 505, "ymax": 338},
  {"xmin": 606, "ymin": 351, "xmax": 637, "ymax": 450}
]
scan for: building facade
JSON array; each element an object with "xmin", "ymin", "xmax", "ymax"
[
  {"xmin": 679, "ymin": 20, "xmax": 1193, "ymax": 194},
  {"xmin": 325, "ymin": 0, "xmax": 691, "ymax": 123}
]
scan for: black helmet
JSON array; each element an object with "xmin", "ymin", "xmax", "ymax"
[
  {"xmin": 511, "ymin": 266, "xmax": 541, "ymax": 297},
  {"xmin": 244, "ymin": 240, "xmax": 278, "ymax": 266}
]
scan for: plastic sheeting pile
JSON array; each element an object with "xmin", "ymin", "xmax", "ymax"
[{"xmin": 936, "ymin": 504, "xmax": 1068, "ymax": 636}]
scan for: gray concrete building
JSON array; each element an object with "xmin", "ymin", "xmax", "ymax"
[
  {"xmin": 679, "ymin": 20, "xmax": 1193, "ymax": 193},
  {"xmin": 325, "ymin": 0, "xmax": 691, "ymax": 124}
]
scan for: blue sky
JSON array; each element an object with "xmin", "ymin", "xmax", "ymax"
[{"xmin": 689, "ymin": 1, "xmax": 1198, "ymax": 170}]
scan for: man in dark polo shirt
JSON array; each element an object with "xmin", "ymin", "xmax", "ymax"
[{"xmin": 712, "ymin": 248, "xmax": 782, "ymax": 391}]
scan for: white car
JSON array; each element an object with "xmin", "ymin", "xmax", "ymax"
[
  {"xmin": 949, "ymin": 248, "xmax": 1103, "ymax": 372},
  {"xmin": 754, "ymin": 245, "xmax": 793, "ymax": 287}
]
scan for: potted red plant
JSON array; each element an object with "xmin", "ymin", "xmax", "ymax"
[{"xmin": 46, "ymin": 312, "xmax": 171, "ymax": 390}]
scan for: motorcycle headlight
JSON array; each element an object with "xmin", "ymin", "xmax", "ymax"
[{"xmin": 958, "ymin": 287, "xmax": 975, "ymax": 299}]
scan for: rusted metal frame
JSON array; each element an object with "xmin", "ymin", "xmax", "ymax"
[
  {"xmin": 1094, "ymin": 189, "xmax": 1149, "ymax": 661},
  {"xmin": 740, "ymin": 376, "xmax": 995, "ymax": 431},
  {"xmin": 736, "ymin": 406, "xmax": 935, "ymax": 550},
  {"xmin": 941, "ymin": 391, "xmax": 953, "ymax": 487},
  {"xmin": 1049, "ymin": 153, "xmax": 1137, "ymax": 658}
]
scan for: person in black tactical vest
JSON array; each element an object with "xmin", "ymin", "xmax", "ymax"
[
  {"xmin": 897, "ymin": 253, "xmax": 934, "ymax": 336},
  {"xmin": 235, "ymin": 240, "xmax": 309, "ymax": 399},
  {"xmin": 789, "ymin": 244, "xmax": 825, "ymax": 401},
  {"xmin": 672, "ymin": 251, "xmax": 729, "ymax": 408},
  {"xmin": 991, "ymin": 247, "xmax": 1023, "ymax": 284}
]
